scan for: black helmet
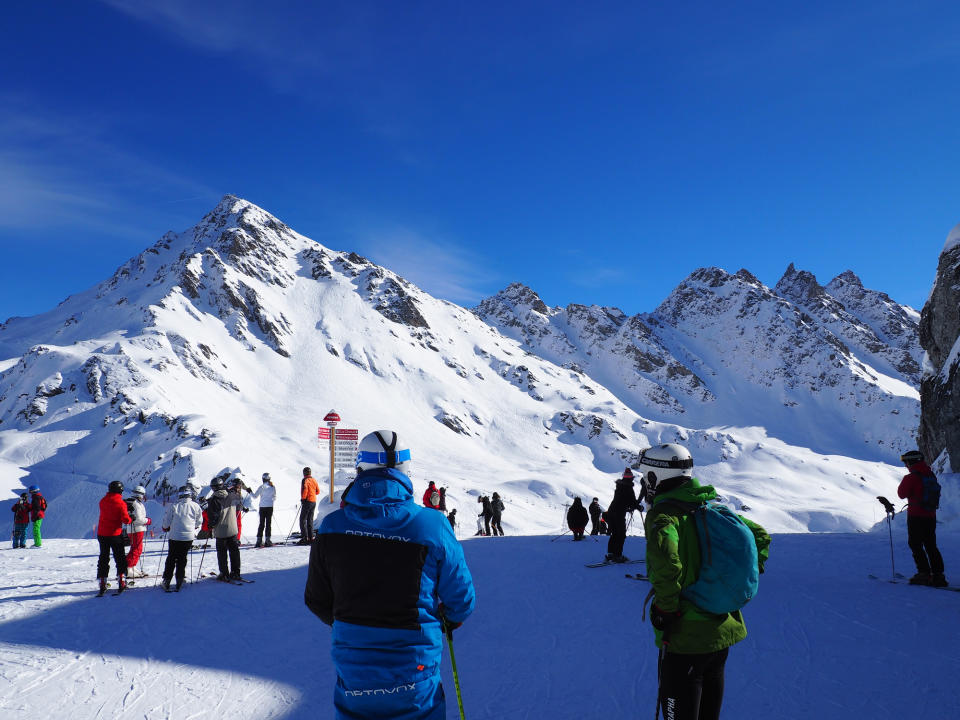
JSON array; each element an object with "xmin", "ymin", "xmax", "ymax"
[
  {"xmin": 108, "ymin": 480, "xmax": 124, "ymax": 494},
  {"xmin": 210, "ymin": 478, "xmax": 225, "ymax": 490},
  {"xmin": 900, "ymin": 450, "xmax": 924, "ymax": 465}
]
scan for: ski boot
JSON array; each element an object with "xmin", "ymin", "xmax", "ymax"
[
  {"xmin": 930, "ymin": 573, "xmax": 949, "ymax": 588},
  {"xmin": 116, "ymin": 575, "xmax": 127, "ymax": 594},
  {"xmin": 264, "ymin": 540, "xmax": 273, "ymax": 547},
  {"xmin": 161, "ymin": 578, "xmax": 171, "ymax": 592},
  {"xmin": 255, "ymin": 539, "xmax": 262, "ymax": 548},
  {"xmin": 97, "ymin": 578, "xmax": 108, "ymax": 597},
  {"xmin": 908, "ymin": 571, "xmax": 932, "ymax": 585}
]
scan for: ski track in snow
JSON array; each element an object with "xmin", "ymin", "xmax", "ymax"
[{"xmin": 1, "ymin": 532, "xmax": 959, "ymax": 719}]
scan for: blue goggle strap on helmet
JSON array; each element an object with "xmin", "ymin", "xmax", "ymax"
[{"xmin": 356, "ymin": 448, "xmax": 411, "ymax": 467}]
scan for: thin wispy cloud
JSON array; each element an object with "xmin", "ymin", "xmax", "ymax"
[
  {"xmin": 0, "ymin": 101, "xmax": 218, "ymax": 238},
  {"xmin": 357, "ymin": 227, "xmax": 501, "ymax": 308}
]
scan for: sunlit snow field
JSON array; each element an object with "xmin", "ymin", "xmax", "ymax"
[{"xmin": 1, "ymin": 525, "xmax": 958, "ymax": 719}]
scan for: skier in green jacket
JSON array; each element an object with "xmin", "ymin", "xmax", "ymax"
[{"xmin": 641, "ymin": 443, "xmax": 770, "ymax": 720}]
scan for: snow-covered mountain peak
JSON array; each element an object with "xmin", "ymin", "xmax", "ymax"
[
  {"xmin": 774, "ymin": 263, "xmax": 828, "ymax": 306},
  {"xmin": 0, "ymin": 199, "xmax": 929, "ymax": 538}
]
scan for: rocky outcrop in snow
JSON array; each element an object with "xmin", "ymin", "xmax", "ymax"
[{"xmin": 919, "ymin": 229, "xmax": 960, "ymax": 470}]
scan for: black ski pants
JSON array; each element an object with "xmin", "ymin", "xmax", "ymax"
[
  {"xmin": 216, "ymin": 536, "xmax": 241, "ymax": 576},
  {"xmin": 97, "ymin": 535, "xmax": 128, "ymax": 579},
  {"xmin": 491, "ymin": 516, "xmax": 504, "ymax": 536},
  {"xmin": 590, "ymin": 513, "xmax": 601, "ymax": 535},
  {"xmin": 163, "ymin": 539, "xmax": 192, "ymax": 586},
  {"xmin": 607, "ymin": 514, "xmax": 627, "ymax": 556},
  {"xmin": 907, "ymin": 515, "xmax": 945, "ymax": 574},
  {"xmin": 659, "ymin": 647, "xmax": 729, "ymax": 720},
  {"xmin": 257, "ymin": 506, "xmax": 273, "ymax": 541},
  {"xmin": 300, "ymin": 500, "xmax": 316, "ymax": 541}
]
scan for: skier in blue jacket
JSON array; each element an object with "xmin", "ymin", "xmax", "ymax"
[{"xmin": 305, "ymin": 429, "xmax": 476, "ymax": 720}]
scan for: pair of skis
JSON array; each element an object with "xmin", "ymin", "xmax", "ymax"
[
  {"xmin": 868, "ymin": 574, "xmax": 960, "ymax": 592},
  {"xmin": 585, "ymin": 558, "xmax": 644, "ymax": 568}
]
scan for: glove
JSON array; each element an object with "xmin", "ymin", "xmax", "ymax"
[
  {"xmin": 438, "ymin": 604, "xmax": 462, "ymax": 636},
  {"xmin": 650, "ymin": 604, "xmax": 682, "ymax": 633},
  {"xmin": 146, "ymin": 518, "xmax": 152, "ymax": 525},
  {"xmin": 162, "ymin": 527, "xmax": 170, "ymax": 533},
  {"xmin": 241, "ymin": 507, "xmax": 249, "ymax": 513}
]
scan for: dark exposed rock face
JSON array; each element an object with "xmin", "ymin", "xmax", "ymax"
[{"xmin": 919, "ymin": 236, "xmax": 960, "ymax": 470}]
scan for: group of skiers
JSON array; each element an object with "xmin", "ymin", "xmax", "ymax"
[
  {"xmin": 9, "ymin": 485, "xmax": 45, "ymax": 548},
  {"xmin": 91, "ymin": 471, "xmax": 285, "ymax": 595}
]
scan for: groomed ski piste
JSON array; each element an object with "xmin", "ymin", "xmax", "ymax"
[{"xmin": 1, "ymin": 520, "xmax": 959, "ymax": 719}]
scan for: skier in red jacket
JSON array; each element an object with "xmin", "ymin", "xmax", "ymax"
[
  {"xmin": 897, "ymin": 450, "xmax": 947, "ymax": 587},
  {"xmin": 97, "ymin": 481, "xmax": 133, "ymax": 596}
]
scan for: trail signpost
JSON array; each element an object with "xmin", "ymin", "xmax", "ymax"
[{"xmin": 318, "ymin": 411, "xmax": 358, "ymax": 503}]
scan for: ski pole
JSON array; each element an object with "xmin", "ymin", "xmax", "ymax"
[
  {"xmin": 196, "ymin": 540, "xmax": 208, "ymax": 582},
  {"xmin": 550, "ymin": 528, "xmax": 572, "ymax": 542},
  {"xmin": 285, "ymin": 502, "xmax": 302, "ymax": 543},
  {"xmin": 153, "ymin": 534, "xmax": 167, "ymax": 587},
  {"xmin": 443, "ymin": 619, "xmax": 467, "ymax": 720},
  {"xmin": 877, "ymin": 496, "xmax": 897, "ymax": 580}
]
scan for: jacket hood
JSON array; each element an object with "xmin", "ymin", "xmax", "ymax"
[
  {"xmin": 343, "ymin": 468, "xmax": 416, "ymax": 525},
  {"xmin": 908, "ymin": 461, "xmax": 934, "ymax": 475},
  {"xmin": 651, "ymin": 476, "xmax": 717, "ymax": 507}
]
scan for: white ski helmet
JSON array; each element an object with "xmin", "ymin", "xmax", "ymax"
[
  {"xmin": 356, "ymin": 430, "xmax": 411, "ymax": 473},
  {"xmin": 638, "ymin": 443, "xmax": 694, "ymax": 489},
  {"xmin": 133, "ymin": 485, "xmax": 146, "ymax": 498}
]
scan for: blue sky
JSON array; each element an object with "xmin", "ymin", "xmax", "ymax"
[{"xmin": 2, "ymin": 1, "xmax": 959, "ymax": 322}]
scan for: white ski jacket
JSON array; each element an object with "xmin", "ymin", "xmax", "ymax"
[
  {"xmin": 252, "ymin": 482, "xmax": 276, "ymax": 508},
  {"xmin": 127, "ymin": 498, "xmax": 150, "ymax": 533},
  {"xmin": 162, "ymin": 498, "xmax": 203, "ymax": 541}
]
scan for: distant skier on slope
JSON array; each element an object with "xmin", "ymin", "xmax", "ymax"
[
  {"xmin": 28, "ymin": 485, "xmax": 46, "ymax": 548},
  {"xmin": 567, "ymin": 497, "xmax": 588, "ymax": 541},
  {"xmin": 588, "ymin": 497, "xmax": 603, "ymax": 536},
  {"xmin": 605, "ymin": 469, "xmax": 638, "ymax": 562},
  {"xmin": 423, "ymin": 480, "xmax": 439, "ymax": 508},
  {"xmin": 207, "ymin": 477, "xmax": 243, "ymax": 581},
  {"xmin": 160, "ymin": 486, "xmax": 203, "ymax": 592},
  {"xmin": 299, "ymin": 467, "xmax": 319, "ymax": 545},
  {"xmin": 490, "ymin": 492, "xmax": 505, "ymax": 536},
  {"xmin": 642, "ymin": 443, "xmax": 770, "ymax": 720},
  {"xmin": 305, "ymin": 429, "xmax": 476, "ymax": 720},
  {"xmin": 897, "ymin": 450, "xmax": 948, "ymax": 587},
  {"xmin": 11, "ymin": 492, "xmax": 30, "ymax": 549},
  {"xmin": 96, "ymin": 481, "xmax": 132, "ymax": 596},
  {"xmin": 252, "ymin": 472, "xmax": 276, "ymax": 547},
  {"xmin": 124, "ymin": 486, "xmax": 152, "ymax": 577},
  {"xmin": 478, "ymin": 495, "xmax": 493, "ymax": 536}
]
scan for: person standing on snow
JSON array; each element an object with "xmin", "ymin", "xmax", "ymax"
[
  {"xmin": 96, "ymin": 481, "xmax": 133, "ymax": 596},
  {"xmin": 447, "ymin": 508, "xmax": 458, "ymax": 532},
  {"xmin": 423, "ymin": 480, "xmax": 439, "ymax": 508},
  {"xmin": 642, "ymin": 443, "xmax": 770, "ymax": 720},
  {"xmin": 160, "ymin": 486, "xmax": 203, "ymax": 591},
  {"xmin": 28, "ymin": 485, "xmax": 46, "ymax": 548},
  {"xmin": 11, "ymin": 493, "xmax": 30, "ymax": 548},
  {"xmin": 567, "ymin": 497, "xmax": 588, "ymax": 540},
  {"xmin": 478, "ymin": 495, "xmax": 493, "ymax": 536},
  {"xmin": 252, "ymin": 472, "xmax": 276, "ymax": 547},
  {"xmin": 207, "ymin": 477, "xmax": 243, "ymax": 581},
  {"xmin": 605, "ymin": 469, "xmax": 638, "ymax": 562},
  {"xmin": 299, "ymin": 467, "xmax": 319, "ymax": 545},
  {"xmin": 490, "ymin": 492, "xmax": 505, "ymax": 536},
  {"xmin": 897, "ymin": 450, "xmax": 948, "ymax": 587},
  {"xmin": 305, "ymin": 430, "xmax": 476, "ymax": 720},
  {"xmin": 228, "ymin": 476, "xmax": 250, "ymax": 542},
  {"xmin": 588, "ymin": 497, "xmax": 603, "ymax": 536},
  {"xmin": 438, "ymin": 487, "xmax": 448, "ymax": 512},
  {"xmin": 124, "ymin": 486, "xmax": 152, "ymax": 577}
]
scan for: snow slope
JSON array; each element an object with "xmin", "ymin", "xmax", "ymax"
[{"xmin": 1, "ymin": 517, "xmax": 958, "ymax": 719}]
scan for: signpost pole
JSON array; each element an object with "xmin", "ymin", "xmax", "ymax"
[{"xmin": 329, "ymin": 428, "xmax": 335, "ymax": 503}]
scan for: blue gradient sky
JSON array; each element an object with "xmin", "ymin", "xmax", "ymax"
[{"xmin": 2, "ymin": 1, "xmax": 959, "ymax": 322}]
